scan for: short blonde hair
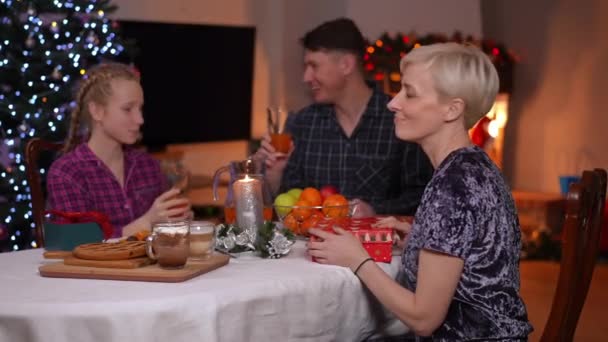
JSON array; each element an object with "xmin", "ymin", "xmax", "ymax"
[{"xmin": 400, "ymin": 43, "xmax": 499, "ymax": 129}]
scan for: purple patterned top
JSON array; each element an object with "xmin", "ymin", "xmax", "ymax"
[
  {"xmin": 399, "ymin": 146, "xmax": 532, "ymax": 340},
  {"xmin": 47, "ymin": 143, "xmax": 168, "ymax": 237}
]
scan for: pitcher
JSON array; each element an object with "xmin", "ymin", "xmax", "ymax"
[{"xmin": 212, "ymin": 159, "xmax": 274, "ymax": 224}]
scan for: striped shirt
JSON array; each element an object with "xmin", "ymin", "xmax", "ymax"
[
  {"xmin": 282, "ymin": 87, "xmax": 433, "ymax": 215},
  {"xmin": 47, "ymin": 143, "xmax": 167, "ymax": 237}
]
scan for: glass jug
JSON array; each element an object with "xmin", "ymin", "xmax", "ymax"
[{"xmin": 212, "ymin": 159, "xmax": 274, "ymax": 224}]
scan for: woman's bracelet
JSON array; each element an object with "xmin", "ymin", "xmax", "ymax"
[{"xmin": 353, "ymin": 257, "xmax": 374, "ymax": 276}]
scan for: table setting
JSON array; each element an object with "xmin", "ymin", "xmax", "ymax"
[{"xmin": 0, "ymin": 156, "xmax": 410, "ymax": 341}]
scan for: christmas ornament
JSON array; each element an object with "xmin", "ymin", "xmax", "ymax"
[
  {"xmin": 265, "ymin": 232, "xmax": 295, "ymax": 259},
  {"xmin": 0, "ymin": 223, "xmax": 8, "ymax": 240},
  {"xmin": 470, "ymin": 116, "xmax": 491, "ymax": 147},
  {"xmin": 216, "ymin": 221, "xmax": 295, "ymax": 258},
  {"xmin": 18, "ymin": 123, "xmax": 29, "ymax": 133},
  {"xmin": 25, "ymin": 36, "xmax": 35, "ymax": 48},
  {"xmin": 50, "ymin": 21, "xmax": 60, "ymax": 33},
  {"xmin": 86, "ymin": 32, "xmax": 99, "ymax": 44},
  {"xmin": 52, "ymin": 67, "xmax": 62, "ymax": 79}
]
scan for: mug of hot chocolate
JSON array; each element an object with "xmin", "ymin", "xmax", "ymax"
[
  {"xmin": 189, "ymin": 221, "xmax": 216, "ymax": 260},
  {"xmin": 146, "ymin": 220, "xmax": 190, "ymax": 269}
]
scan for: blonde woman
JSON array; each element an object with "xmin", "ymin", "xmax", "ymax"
[
  {"xmin": 47, "ymin": 63, "xmax": 191, "ymax": 238},
  {"xmin": 308, "ymin": 43, "xmax": 532, "ymax": 340}
]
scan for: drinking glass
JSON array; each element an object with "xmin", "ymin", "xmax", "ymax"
[
  {"xmin": 146, "ymin": 220, "xmax": 190, "ymax": 269},
  {"xmin": 267, "ymin": 107, "xmax": 292, "ymax": 154},
  {"xmin": 161, "ymin": 160, "xmax": 190, "ymax": 217},
  {"xmin": 189, "ymin": 221, "xmax": 216, "ymax": 260},
  {"xmin": 161, "ymin": 159, "xmax": 190, "ymax": 192}
]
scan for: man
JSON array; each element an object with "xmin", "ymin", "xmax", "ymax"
[{"xmin": 255, "ymin": 18, "xmax": 433, "ymax": 215}]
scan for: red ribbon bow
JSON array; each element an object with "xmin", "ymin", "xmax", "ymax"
[{"xmin": 44, "ymin": 210, "xmax": 114, "ymax": 240}]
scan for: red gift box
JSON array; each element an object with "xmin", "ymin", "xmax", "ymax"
[{"xmin": 310, "ymin": 217, "xmax": 394, "ymax": 263}]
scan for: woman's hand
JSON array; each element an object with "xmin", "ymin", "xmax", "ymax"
[
  {"xmin": 374, "ymin": 216, "xmax": 412, "ymax": 249},
  {"xmin": 307, "ymin": 227, "xmax": 370, "ymax": 271},
  {"xmin": 143, "ymin": 188, "xmax": 192, "ymax": 225}
]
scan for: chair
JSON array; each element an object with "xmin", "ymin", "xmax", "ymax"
[
  {"xmin": 24, "ymin": 138, "xmax": 64, "ymax": 248},
  {"xmin": 540, "ymin": 169, "xmax": 607, "ymax": 342}
]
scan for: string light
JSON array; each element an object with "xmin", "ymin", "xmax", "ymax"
[
  {"xmin": 0, "ymin": 1, "xmax": 129, "ymax": 251},
  {"xmin": 366, "ymin": 32, "xmax": 516, "ymax": 93}
]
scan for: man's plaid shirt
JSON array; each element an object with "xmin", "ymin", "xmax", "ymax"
[{"xmin": 281, "ymin": 87, "xmax": 433, "ymax": 215}]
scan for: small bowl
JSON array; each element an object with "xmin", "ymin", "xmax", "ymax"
[{"xmin": 274, "ymin": 203, "xmax": 353, "ymax": 235}]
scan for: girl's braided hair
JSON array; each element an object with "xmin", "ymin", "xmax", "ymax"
[{"xmin": 62, "ymin": 62, "xmax": 140, "ymax": 153}]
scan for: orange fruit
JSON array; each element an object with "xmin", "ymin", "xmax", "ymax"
[
  {"xmin": 300, "ymin": 187, "xmax": 322, "ymax": 206},
  {"xmin": 292, "ymin": 199, "xmax": 313, "ymax": 220},
  {"xmin": 322, "ymin": 194, "xmax": 349, "ymax": 218},
  {"xmin": 300, "ymin": 210, "xmax": 324, "ymax": 235},
  {"xmin": 283, "ymin": 213, "xmax": 299, "ymax": 233}
]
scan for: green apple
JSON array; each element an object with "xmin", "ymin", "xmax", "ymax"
[
  {"xmin": 274, "ymin": 193, "xmax": 297, "ymax": 216},
  {"xmin": 286, "ymin": 188, "xmax": 303, "ymax": 200}
]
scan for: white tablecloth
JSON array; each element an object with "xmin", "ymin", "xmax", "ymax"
[{"xmin": 0, "ymin": 241, "xmax": 408, "ymax": 342}]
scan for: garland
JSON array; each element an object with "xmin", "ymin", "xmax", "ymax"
[
  {"xmin": 216, "ymin": 221, "xmax": 295, "ymax": 259},
  {"xmin": 365, "ymin": 31, "xmax": 518, "ymax": 93}
]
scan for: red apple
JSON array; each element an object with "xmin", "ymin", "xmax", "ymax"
[{"xmin": 319, "ymin": 185, "xmax": 339, "ymax": 201}]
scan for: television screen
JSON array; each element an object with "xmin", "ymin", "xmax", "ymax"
[{"xmin": 117, "ymin": 20, "xmax": 256, "ymax": 150}]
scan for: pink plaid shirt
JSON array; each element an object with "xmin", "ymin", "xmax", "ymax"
[{"xmin": 47, "ymin": 143, "xmax": 168, "ymax": 237}]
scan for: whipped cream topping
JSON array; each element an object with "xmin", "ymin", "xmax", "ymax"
[{"xmin": 154, "ymin": 225, "xmax": 189, "ymax": 235}]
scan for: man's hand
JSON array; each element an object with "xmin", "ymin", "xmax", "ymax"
[
  {"xmin": 253, "ymin": 133, "xmax": 295, "ymax": 194},
  {"xmin": 253, "ymin": 133, "xmax": 293, "ymax": 170}
]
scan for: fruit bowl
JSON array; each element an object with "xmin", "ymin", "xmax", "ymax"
[{"xmin": 274, "ymin": 203, "xmax": 353, "ymax": 236}]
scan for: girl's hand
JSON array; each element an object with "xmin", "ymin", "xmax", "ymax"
[
  {"xmin": 144, "ymin": 188, "xmax": 192, "ymax": 225},
  {"xmin": 307, "ymin": 227, "xmax": 370, "ymax": 271},
  {"xmin": 374, "ymin": 216, "xmax": 412, "ymax": 249},
  {"xmin": 373, "ymin": 216, "xmax": 412, "ymax": 234}
]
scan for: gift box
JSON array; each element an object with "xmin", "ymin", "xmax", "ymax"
[
  {"xmin": 43, "ymin": 210, "xmax": 113, "ymax": 251},
  {"xmin": 310, "ymin": 217, "xmax": 394, "ymax": 263},
  {"xmin": 44, "ymin": 222, "xmax": 104, "ymax": 251}
]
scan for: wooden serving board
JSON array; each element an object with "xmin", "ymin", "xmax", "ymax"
[
  {"xmin": 43, "ymin": 250, "xmax": 74, "ymax": 259},
  {"xmin": 43, "ymin": 250, "xmax": 152, "ymax": 269},
  {"xmin": 63, "ymin": 256, "xmax": 154, "ymax": 269},
  {"xmin": 39, "ymin": 254, "xmax": 230, "ymax": 283}
]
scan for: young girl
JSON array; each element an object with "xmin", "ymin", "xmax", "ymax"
[
  {"xmin": 308, "ymin": 43, "xmax": 532, "ymax": 340},
  {"xmin": 47, "ymin": 63, "xmax": 191, "ymax": 238}
]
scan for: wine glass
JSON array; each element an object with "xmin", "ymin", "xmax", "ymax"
[
  {"xmin": 267, "ymin": 107, "xmax": 292, "ymax": 154},
  {"xmin": 161, "ymin": 160, "xmax": 191, "ymax": 219},
  {"xmin": 161, "ymin": 159, "xmax": 190, "ymax": 192}
]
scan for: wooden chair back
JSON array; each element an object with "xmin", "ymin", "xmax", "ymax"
[
  {"xmin": 540, "ymin": 169, "xmax": 607, "ymax": 342},
  {"xmin": 24, "ymin": 138, "xmax": 64, "ymax": 248}
]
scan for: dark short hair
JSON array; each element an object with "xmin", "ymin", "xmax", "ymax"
[{"xmin": 300, "ymin": 18, "xmax": 366, "ymax": 59}]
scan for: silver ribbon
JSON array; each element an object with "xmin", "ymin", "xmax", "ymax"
[{"xmin": 266, "ymin": 231, "xmax": 295, "ymax": 259}]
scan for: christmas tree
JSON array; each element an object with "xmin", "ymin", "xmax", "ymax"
[{"xmin": 0, "ymin": 0, "xmax": 130, "ymax": 252}]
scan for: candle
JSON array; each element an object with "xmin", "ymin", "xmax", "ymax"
[{"xmin": 233, "ymin": 174, "xmax": 264, "ymax": 237}]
